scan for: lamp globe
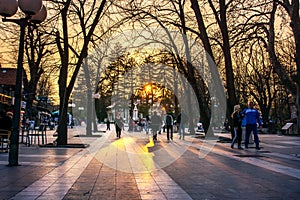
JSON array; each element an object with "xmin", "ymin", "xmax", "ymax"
[
  {"xmin": 0, "ymin": 0, "xmax": 18, "ymax": 17},
  {"xmin": 18, "ymin": 0, "xmax": 42, "ymax": 15},
  {"xmin": 30, "ymin": 5, "xmax": 46, "ymax": 23}
]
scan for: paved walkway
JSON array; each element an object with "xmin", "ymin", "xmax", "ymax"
[{"xmin": 0, "ymin": 126, "xmax": 299, "ymax": 200}]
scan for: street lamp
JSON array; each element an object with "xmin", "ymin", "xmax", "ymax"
[{"xmin": 0, "ymin": 0, "xmax": 47, "ymax": 166}]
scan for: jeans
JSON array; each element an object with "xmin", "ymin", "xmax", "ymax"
[
  {"xmin": 145, "ymin": 124, "xmax": 150, "ymax": 134},
  {"xmin": 178, "ymin": 123, "xmax": 185, "ymax": 139},
  {"xmin": 231, "ymin": 126, "xmax": 242, "ymax": 148}
]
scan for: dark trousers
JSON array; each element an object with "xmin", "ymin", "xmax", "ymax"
[
  {"xmin": 116, "ymin": 125, "xmax": 122, "ymax": 138},
  {"xmin": 152, "ymin": 128, "xmax": 159, "ymax": 141},
  {"xmin": 245, "ymin": 124, "xmax": 259, "ymax": 148},
  {"xmin": 166, "ymin": 125, "xmax": 173, "ymax": 140}
]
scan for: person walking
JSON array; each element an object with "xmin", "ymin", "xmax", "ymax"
[
  {"xmin": 231, "ymin": 105, "xmax": 243, "ymax": 149},
  {"xmin": 165, "ymin": 111, "xmax": 174, "ymax": 140},
  {"xmin": 177, "ymin": 110, "xmax": 188, "ymax": 140},
  {"xmin": 106, "ymin": 118, "xmax": 110, "ymax": 131},
  {"xmin": 150, "ymin": 111, "xmax": 162, "ymax": 142},
  {"xmin": 241, "ymin": 101, "xmax": 262, "ymax": 150},
  {"xmin": 115, "ymin": 113, "xmax": 124, "ymax": 138},
  {"xmin": 145, "ymin": 115, "xmax": 151, "ymax": 134}
]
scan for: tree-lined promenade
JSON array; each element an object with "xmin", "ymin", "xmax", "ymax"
[{"xmin": 0, "ymin": 0, "xmax": 299, "ymax": 149}]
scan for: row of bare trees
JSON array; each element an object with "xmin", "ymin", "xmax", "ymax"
[
  {"xmin": 105, "ymin": 0, "xmax": 299, "ymax": 132},
  {"xmin": 0, "ymin": 0, "xmax": 299, "ymax": 145}
]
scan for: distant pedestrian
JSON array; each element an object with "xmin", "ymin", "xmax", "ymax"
[
  {"xmin": 106, "ymin": 118, "xmax": 110, "ymax": 131},
  {"xmin": 177, "ymin": 110, "xmax": 188, "ymax": 140},
  {"xmin": 224, "ymin": 118, "xmax": 230, "ymax": 132},
  {"xmin": 162, "ymin": 112, "xmax": 166, "ymax": 133},
  {"xmin": 115, "ymin": 113, "xmax": 124, "ymax": 138},
  {"xmin": 150, "ymin": 111, "xmax": 162, "ymax": 142},
  {"xmin": 197, "ymin": 118, "xmax": 204, "ymax": 132},
  {"xmin": 145, "ymin": 115, "xmax": 151, "ymax": 134},
  {"xmin": 231, "ymin": 105, "xmax": 243, "ymax": 149},
  {"xmin": 129, "ymin": 117, "xmax": 135, "ymax": 131},
  {"xmin": 241, "ymin": 101, "xmax": 262, "ymax": 150},
  {"xmin": 165, "ymin": 112, "xmax": 174, "ymax": 140}
]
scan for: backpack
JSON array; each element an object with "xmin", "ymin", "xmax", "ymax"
[{"xmin": 166, "ymin": 114, "xmax": 172, "ymax": 125}]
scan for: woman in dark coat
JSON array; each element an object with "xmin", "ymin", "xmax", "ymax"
[
  {"xmin": 231, "ymin": 105, "xmax": 243, "ymax": 149},
  {"xmin": 115, "ymin": 113, "xmax": 124, "ymax": 138}
]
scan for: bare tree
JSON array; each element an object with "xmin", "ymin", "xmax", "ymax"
[
  {"xmin": 0, "ymin": 13, "xmax": 57, "ymax": 121},
  {"xmin": 266, "ymin": 0, "xmax": 300, "ymax": 133},
  {"xmin": 235, "ymin": 38, "xmax": 278, "ymax": 125},
  {"xmin": 207, "ymin": 0, "xmax": 237, "ymax": 118},
  {"xmin": 50, "ymin": 0, "xmax": 109, "ymax": 145},
  {"xmin": 23, "ymin": 25, "xmax": 57, "ymax": 119}
]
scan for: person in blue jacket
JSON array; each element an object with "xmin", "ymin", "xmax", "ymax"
[{"xmin": 241, "ymin": 101, "xmax": 262, "ymax": 150}]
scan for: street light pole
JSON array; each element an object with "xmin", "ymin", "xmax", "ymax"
[
  {"xmin": 0, "ymin": 0, "xmax": 47, "ymax": 166},
  {"xmin": 8, "ymin": 17, "xmax": 26, "ymax": 166}
]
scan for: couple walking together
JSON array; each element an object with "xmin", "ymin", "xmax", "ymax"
[
  {"xmin": 150, "ymin": 111, "xmax": 174, "ymax": 141},
  {"xmin": 231, "ymin": 101, "xmax": 262, "ymax": 150},
  {"xmin": 151, "ymin": 110, "xmax": 187, "ymax": 142}
]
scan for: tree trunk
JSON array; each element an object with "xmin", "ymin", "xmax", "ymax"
[
  {"xmin": 297, "ymin": 86, "xmax": 300, "ymax": 134},
  {"xmin": 83, "ymin": 58, "xmax": 92, "ymax": 135},
  {"xmin": 92, "ymin": 100, "xmax": 98, "ymax": 132},
  {"xmin": 190, "ymin": 0, "xmax": 227, "ymax": 135},
  {"xmin": 86, "ymin": 93, "xmax": 93, "ymax": 135},
  {"xmin": 289, "ymin": 0, "xmax": 300, "ymax": 134},
  {"xmin": 56, "ymin": 1, "xmax": 72, "ymax": 145},
  {"xmin": 56, "ymin": 98, "xmax": 69, "ymax": 145},
  {"xmin": 208, "ymin": 0, "xmax": 237, "ymax": 128}
]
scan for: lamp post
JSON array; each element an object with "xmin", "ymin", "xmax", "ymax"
[{"xmin": 0, "ymin": 0, "xmax": 47, "ymax": 166}]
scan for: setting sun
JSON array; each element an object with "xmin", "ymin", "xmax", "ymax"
[{"xmin": 144, "ymin": 84, "xmax": 152, "ymax": 94}]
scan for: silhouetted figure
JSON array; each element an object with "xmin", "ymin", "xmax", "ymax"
[
  {"xmin": 115, "ymin": 113, "xmax": 124, "ymax": 138},
  {"xmin": 177, "ymin": 111, "xmax": 188, "ymax": 140},
  {"xmin": 231, "ymin": 105, "xmax": 243, "ymax": 149},
  {"xmin": 150, "ymin": 111, "xmax": 162, "ymax": 142},
  {"xmin": 165, "ymin": 112, "xmax": 174, "ymax": 140},
  {"xmin": 106, "ymin": 118, "xmax": 110, "ymax": 131}
]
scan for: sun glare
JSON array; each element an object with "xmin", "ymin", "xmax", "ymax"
[{"xmin": 144, "ymin": 84, "xmax": 152, "ymax": 94}]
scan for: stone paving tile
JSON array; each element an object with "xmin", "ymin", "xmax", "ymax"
[
  {"xmin": 139, "ymin": 194, "xmax": 167, "ymax": 200},
  {"xmin": 62, "ymin": 193, "xmax": 90, "ymax": 200},
  {"xmin": 115, "ymin": 189, "xmax": 141, "ymax": 199},
  {"xmin": 94, "ymin": 182, "xmax": 116, "ymax": 189},
  {"xmin": 89, "ymin": 191, "xmax": 116, "ymax": 200}
]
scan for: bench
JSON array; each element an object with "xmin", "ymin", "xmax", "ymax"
[{"xmin": 0, "ymin": 129, "xmax": 11, "ymax": 152}]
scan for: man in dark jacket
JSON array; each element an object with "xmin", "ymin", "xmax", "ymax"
[
  {"xmin": 150, "ymin": 111, "xmax": 162, "ymax": 142},
  {"xmin": 165, "ymin": 112, "xmax": 174, "ymax": 140}
]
